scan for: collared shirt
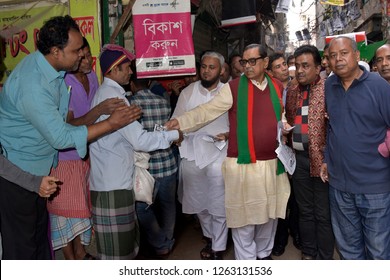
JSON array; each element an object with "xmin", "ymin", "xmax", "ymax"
[
  {"xmin": 324, "ymin": 67, "xmax": 390, "ymax": 193},
  {"xmin": 176, "ymin": 76, "xmax": 269, "ymax": 133},
  {"xmin": 0, "ymin": 51, "xmax": 88, "ymax": 176},
  {"xmin": 129, "ymin": 89, "xmax": 177, "ymax": 178},
  {"xmin": 286, "ymin": 77, "xmax": 326, "ymax": 177},
  {"xmin": 250, "ymin": 77, "xmax": 268, "ymax": 91},
  {"xmin": 89, "ymin": 77, "xmax": 179, "ymax": 192},
  {"xmin": 175, "ymin": 77, "xmax": 283, "ymax": 161}
]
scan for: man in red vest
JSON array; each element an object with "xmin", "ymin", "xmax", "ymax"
[{"xmin": 166, "ymin": 44, "xmax": 290, "ymax": 260}]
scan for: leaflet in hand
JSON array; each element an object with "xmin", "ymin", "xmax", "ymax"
[
  {"xmin": 275, "ymin": 121, "xmax": 296, "ymax": 175},
  {"xmin": 202, "ymin": 135, "xmax": 227, "ymax": 151},
  {"xmin": 154, "ymin": 124, "xmax": 167, "ymax": 132}
]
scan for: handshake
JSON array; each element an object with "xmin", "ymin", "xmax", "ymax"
[{"xmin": 155, "ymin": 119, "xmax": 183, "ymax": 146}]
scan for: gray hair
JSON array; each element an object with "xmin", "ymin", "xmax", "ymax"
[
  {"xmin": 201, "ymin": 51, "xmax": 225, "ymax": 67},
  {"xmin": 243, "ymin": 43, "xmax": 267, "ymax": 58}
]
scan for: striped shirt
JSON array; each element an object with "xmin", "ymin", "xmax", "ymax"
[{"xmin": 130, "ymin": 89, "xmax": 177, "ymax": 178}]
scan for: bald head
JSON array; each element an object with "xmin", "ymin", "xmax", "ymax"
[{"xmin": 375, "ymin": 44, "xmax": 390, "ymax": 83}]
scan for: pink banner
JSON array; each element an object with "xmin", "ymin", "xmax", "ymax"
[{"xmin": 133, "ymin": 0, "xmax": 195, "ymax": 78}]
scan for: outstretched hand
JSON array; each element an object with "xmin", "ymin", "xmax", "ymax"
[
  {"xmin": 165, "ymin": 119, "xmax": 180, "ymax": 130},
  {"xmin": 214, "ymin": 132, "xmax": 229, "ymax": 141},
  {"xmin": 173, "ymin": 130, "xmax": 184, "ymax": 147},
  {"xmin": 281, "ymin": 122, "xmax": 293, "ymax": 144},
  {"xmin": 98, "ymin": 97, "xmax": 127, "ymax": 115}
]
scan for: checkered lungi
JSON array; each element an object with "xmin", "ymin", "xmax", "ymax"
[
  {"xmin": 91, "ymin": 189, "xmax": 139, "ymax": 260},
  {"xmin": 50, "ymin": 214, "xmax": 92, "ymax": 251},
  {"xmin": 47, "ymin": 159, "xmax": 91, "ymax": 218}
]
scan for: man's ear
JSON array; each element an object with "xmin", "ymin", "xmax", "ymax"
[
  {"xmin": 130, "ymin": 80, "xmax": 135, "ymax": 89},
  {"xmin": 315, "ymin": 64, "xmax": 322, "ymax": 75},
  {"xmin": 50, "ymin": 46, "xmax": 60, "ymax": 58},
  {"xmin": 356, "ymin": 50, "xmax": 361, "ymax": 63},
  {"xmin": 220, "ymin": 65, "xmax": 225, "ymax": 76},
  {"xmin": 263, "ymin": 57, "xmax": 269, "ymax": 70},
  {"xmin": 110, "ymin": 65, "xmax": 118, "ymax": 75}
]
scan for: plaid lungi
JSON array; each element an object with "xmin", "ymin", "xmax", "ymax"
[
  {"xmin": 91, "ymin": 189, "xmax": 139, "ymax": 260},
  {"xmin": 49, "ymin": 214, "xmax": 92, "ymax": 251}
]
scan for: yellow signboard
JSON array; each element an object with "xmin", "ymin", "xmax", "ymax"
[
  {"xmin": 0, "ymin": 1, "xmax": 67, "ymax": 86},
  {"xmin": 320, "ymin": 0, "xmax": 349, "ymax": 6},
  {"xmin": 0, "ymin": 0, "xmax": 103, "ymax": 86},
  {"xmin": 69, "ymin": 0, "xmax": 102, "ymax": 80}
]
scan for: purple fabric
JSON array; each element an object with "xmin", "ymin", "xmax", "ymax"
[{"xmin": 59, "ymin": 72, "xmax": 99, "ymax": 161}]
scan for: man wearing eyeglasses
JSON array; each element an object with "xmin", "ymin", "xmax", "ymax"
[{"xmin": 165, "ymin": 44, "xmax": 290, "ymax": 260}]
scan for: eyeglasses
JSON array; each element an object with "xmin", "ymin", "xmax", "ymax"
[{"xmin": 239, "ymin": 57, "xmax": 263, "ymax": 67}]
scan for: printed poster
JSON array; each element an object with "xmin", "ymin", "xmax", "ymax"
[
  {"xmin": 0, "ymin": 1, "xmax": 67, "ymax": 86},
  {"xmin": 69, "ymin": 0, "xmax": 102, "ymax": 80},
  {"xmin": 320, "ymin": 0, "xmax": 350, "ymax": 6},
  {"xmin": 325, "ymin": 31, "xmax": 367, "ymax": 44},
  {"xmin": 132, "ymin": 0, "xmax": 195, "ymax": 78}
]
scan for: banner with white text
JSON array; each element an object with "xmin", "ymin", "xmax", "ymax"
[{"xmin": 132, "ymin": 0, "xmax": 195, "ymax": 78}]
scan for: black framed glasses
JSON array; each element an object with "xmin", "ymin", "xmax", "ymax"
[{"xmin": 239, "ymin": 57, "xmax": 263, "ymax": 67}]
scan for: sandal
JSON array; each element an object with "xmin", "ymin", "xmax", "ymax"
[
  {"xmin": 200, "ymin": 247, "xmax": 224, "ymax": 260},
  {"xmin": 82, "ymin": 253, "xmax": 97, "ymax": 260},
  {"xmin": 210, "ymin": 250, "xmax": 224, "ymax": 260},
  {"xmin": 200, "ymin": 237, "xmax": 212, "ymax": 260}
]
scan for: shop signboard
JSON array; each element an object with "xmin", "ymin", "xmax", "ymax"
[{"xmin": 133, "ymin": 0, "xmax": 195, "ymax": 78}]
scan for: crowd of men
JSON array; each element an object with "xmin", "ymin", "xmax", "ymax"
[{"xmin": 1, "ymin": 15, "xmax": 390, "ymax": 260}]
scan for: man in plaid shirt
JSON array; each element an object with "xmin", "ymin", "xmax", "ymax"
[{"xmin": 129, "ymin": 73, "xmax": 178, "ymax": 257}]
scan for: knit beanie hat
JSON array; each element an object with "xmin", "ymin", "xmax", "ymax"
[{"xmin": 100, "ymin": 44, "xmax": 135, "ymax": 75}]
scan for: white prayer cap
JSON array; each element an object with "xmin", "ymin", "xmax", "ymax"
[{"xmin": 358, "ymin": 61, "xmax": 370, "ymax": 72}]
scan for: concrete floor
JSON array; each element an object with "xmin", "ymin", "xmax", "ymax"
[
  {"xmin": 154, "ymin": 215, "xmax": 304, "ymax": 260},
  {"xmin": 55, "ymin": 214, "xmax": 313, "ymax": 260},
  {"xmin": 165, "ymin": 215, "xmax": 309, "ymax": 260}
]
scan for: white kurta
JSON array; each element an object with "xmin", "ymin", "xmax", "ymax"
[
  {"xmin": 172, "ymin": 81, "xmax": 229, "ymax": 216},
  {"xmin": 222, "ymin": 157, "xmax": 290, "ymax": 228}
]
